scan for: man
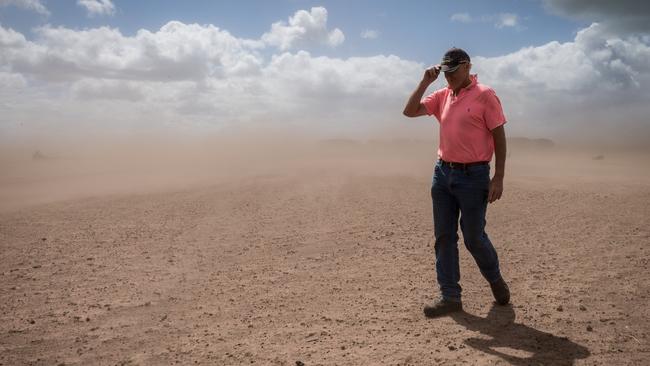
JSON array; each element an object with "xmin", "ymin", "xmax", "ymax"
[{"xmin": 402, "ymin": 47, "xmax": 510, "ymax": 318}]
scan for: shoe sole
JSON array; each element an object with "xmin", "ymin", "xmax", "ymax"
[{"xmin": 423, "ymin": 304, "xmax": 463, "ymax": 318}]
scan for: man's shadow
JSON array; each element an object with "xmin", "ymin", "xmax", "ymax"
[{"xmin": 447, "ymin": 304, "xmax": 590, "ymax": 365}]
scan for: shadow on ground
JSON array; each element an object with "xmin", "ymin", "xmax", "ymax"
[{"xmin": 449, "ymin": 304, "xmax": 590, "ymax": 365}]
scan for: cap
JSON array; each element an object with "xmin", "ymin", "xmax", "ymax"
[{"xmin": 439, "ymin": 47, "xmax": 470, "ymax": 73}]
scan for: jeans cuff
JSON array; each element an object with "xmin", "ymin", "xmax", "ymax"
[{"xmin": 442, "ymin": 295, "xmax": 462, "ymax": 303}]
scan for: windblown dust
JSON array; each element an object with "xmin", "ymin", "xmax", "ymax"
[{"xmin": 1, "ymin": 132, "xmax": 649, "ymax": 365}]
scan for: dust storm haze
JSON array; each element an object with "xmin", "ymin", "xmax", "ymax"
[{"xmin": 2, "ymin": 122, "xmax": 649, "ymax": 212}]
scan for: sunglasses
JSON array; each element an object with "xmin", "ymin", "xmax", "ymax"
[{"xmin": 443, "ymin": 60, "xmax": 468, "ymax": 74}]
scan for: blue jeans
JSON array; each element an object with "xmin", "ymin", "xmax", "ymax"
[{"xmin": 431, "ymin": 160, "xmax": 502, "ymax": 301}]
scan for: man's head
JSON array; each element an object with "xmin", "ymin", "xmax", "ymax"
[{"xmin": 439, "ymin": 47, "xmax": 472, "ymax": 90}]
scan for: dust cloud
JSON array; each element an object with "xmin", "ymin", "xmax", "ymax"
[{"xmin": 1, "ymin": 125, "xmax": 649, "ymax": 213}]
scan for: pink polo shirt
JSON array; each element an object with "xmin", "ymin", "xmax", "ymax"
[{"xmin": 422, "ymin": 74, "xmax": 506, "ymax": 163}]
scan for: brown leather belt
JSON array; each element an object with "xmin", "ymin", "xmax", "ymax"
[{"xmin": 439, "ymin": 159, "xmax": 490, "ymax": 170}]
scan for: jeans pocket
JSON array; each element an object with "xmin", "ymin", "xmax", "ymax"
[{"xmin": 432, "ymin": 164, "xmax": 442, "ymax": 185}]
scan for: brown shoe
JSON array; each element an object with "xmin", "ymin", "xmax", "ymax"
[
  {"xmin": 423, "ymin": 298, "xmax": 463, "ymax": 318},
  {"xmin": 490, "ymin": 277, "xmax": 510, "ymax": 305}
]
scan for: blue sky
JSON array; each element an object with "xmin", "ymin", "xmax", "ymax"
[{"xmin": 0, "ymin": 1, "xmax": 648, "ymax": 145}]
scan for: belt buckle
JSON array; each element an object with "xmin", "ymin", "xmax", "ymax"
[{"xmin": 450, "ymin": 161, "xmax": 468, "ymax": 170}]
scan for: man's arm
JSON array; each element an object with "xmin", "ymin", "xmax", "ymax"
[
  {"xmin": 403, "ymin": 66, "xmax": 440, "ymax": 117},
  {"xmin": 488, "ymin": 125, "xmax": 506, "ymax": 203}
]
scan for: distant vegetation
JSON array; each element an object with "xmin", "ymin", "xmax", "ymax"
[{"xmin": 32, "ymin": 150, "xmax": 46, "ymax": 160}]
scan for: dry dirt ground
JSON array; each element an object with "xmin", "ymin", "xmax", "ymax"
[{"xmin": 1, "ymin": 140, "xmax": 649, "ymax": 365}]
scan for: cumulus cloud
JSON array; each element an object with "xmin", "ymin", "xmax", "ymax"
[
  {"xmin": 450, "ymin": 12, "xmax": 520, "ymax": 29},
  {"xmin": 263, "ymin": 51, "xmax": 418, "ymax": 101},
  {"xmin": 450, "ymin": 13, "xmax": 472, "ymax": 23},
  {"xmin": 77, "ymin": 0, "xmax": 115, "ymax": 17},
  {"xmin": 72, "ymin": 78, "xmax": 145, "ymax": 101},
  {"xmin": 0, "ymin": 23, "xmax": 27, "ymax": 47},
  {"xmin": 495, "ymin": 13, "xmax": 519, "ymax": 28},
  {"xmin": 473, "ymin": 22, "xmax": 650, "ymax": 142},
  {"xmin": 0, "ymin": 20, "xmax": 418, "ymax": 139},
  {"xmin": 0, "ymin": 70, "xmax": 25, "ymax": 89},
  {"xmin": 0, "ymin": 6, "xmax": 649, "ymax": 145},
  {"xmin": 1, "ymin": 21, "xmax": 264, "ymax": 82},
  {"xmin": 475, "ymin": 23, "xmax": 650, "ymax": 92},
  {"xmin": 0, "ymin": 0, "xmax": 48, "ymax": 15},
  {"xmin": 261, "ymin": 7, "xmax": 345, "ymax": 50},
  {"xmin": 544, "ymin": 0, "xmax": 650, "ymax": 34},
  {"xmin": 360, "ymin": 29, "xmax": 379, "ymax": 39}
]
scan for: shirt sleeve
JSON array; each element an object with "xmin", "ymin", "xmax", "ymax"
[
  {"xmin": 421, "ymin": 90, "xmax": 442, "ymax": 119},
  {"xmin": 482, "ymin": 89, "xmax": 507, "ymax": 130}
]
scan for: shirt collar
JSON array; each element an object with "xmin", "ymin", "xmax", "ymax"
[{"xmin": 468, "ymin": 74, "xmax": 478, "ymax": 89}]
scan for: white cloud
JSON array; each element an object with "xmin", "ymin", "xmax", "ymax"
[
  {"xmin": 2, "ymin": 21, "xmax": 264, "ymax": 82},
  {"xmin": 77, "ymin": 0, "xmax": 115, "ymax": 17},
  {"xmin": 328, "ymin": 28, "xmax": 345, "ymax": 46},
  {"xmin": 0, "ymin": 23, "xmax": 27, "ymax": 47},
  {"xmin": 450, "ymin": 13, "xmax": 472, "ymax": 23},
  {"xmin": 261, "ymin": 7, "xmax": 345, "ymax": 50},
  {"xmin": 0, "ymin": 17, "xmax": 417, "ymax": 139},
  {"xmin": 451, "ymin": 12, "xmax": 520, "ymax": 29},
  {"xmin": 0, "ymin": 70, "xmax": 26, "ymax": 89},
  {"xmin": 72, "ymin": 78, "xmax": 145, "ymax": 101},
  {"xmin": 0, "ymin": 0, "xmax": 48, "ymax": 16},
  {"xmin": 263, "ymin": 51, "xmax": 419, "ymax": 100},
  {"xmin": 0, "ymin": 7, "xmax": 649, "ymax": 145},
  {"xmin": 473, "ymin": 22, "xmax": 650, "ymax": 142},
  {"xmin": 495, "ymin": 13, "xmax": 519, "ymax": 28},
  {"xmin": 360, "ymin": 29, "xmax": 379, "ymax": 39},
  {"xmin": 475, "ymin": 23, "xmax": 650, "ymax": 92}
]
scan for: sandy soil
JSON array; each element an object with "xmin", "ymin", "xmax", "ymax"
[{"xmin": 1, "ymin": 138, "xmax": 649, "ymax": 365}]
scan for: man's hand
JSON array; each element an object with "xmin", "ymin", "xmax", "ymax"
[
  {"xmin": 489, "ymin": 125, "xmax": 506, "ymax": 204},
  {"xmin": 423, "ymin": 65, "xmax": 441, "ymax": 85},
  {"xmin": 403, "ymin": 66, "xmax": 441, "ymax": 117},
  {"xmin": 488, "ymin": 175, "xmax": 503, "ymax": 203}
]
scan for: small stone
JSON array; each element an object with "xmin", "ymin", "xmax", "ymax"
[
  {"xmin": 448, "ymin": 345, "xmax": 456, "ymax": 351},
  {"xmin": 587, "ymin": 325, "xmax": 593, "ymax": 332},
  {"xmin": 41, "ymin": 238, "xmax": 47, "ymax": 241},
  {"xmin": 556, "ymin": 305, "xmax": 563, "ymax": 312},
  {"xmin": 295, "ymin": 361, "xmax": 305, "ymax": 366},
  {"xmin": 579, "ymin": 305, "xmax": 587, "ymax": 311},
  {"xmin": 29, "ymin": 319, "xmax": 35, "ymax": 324}
]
